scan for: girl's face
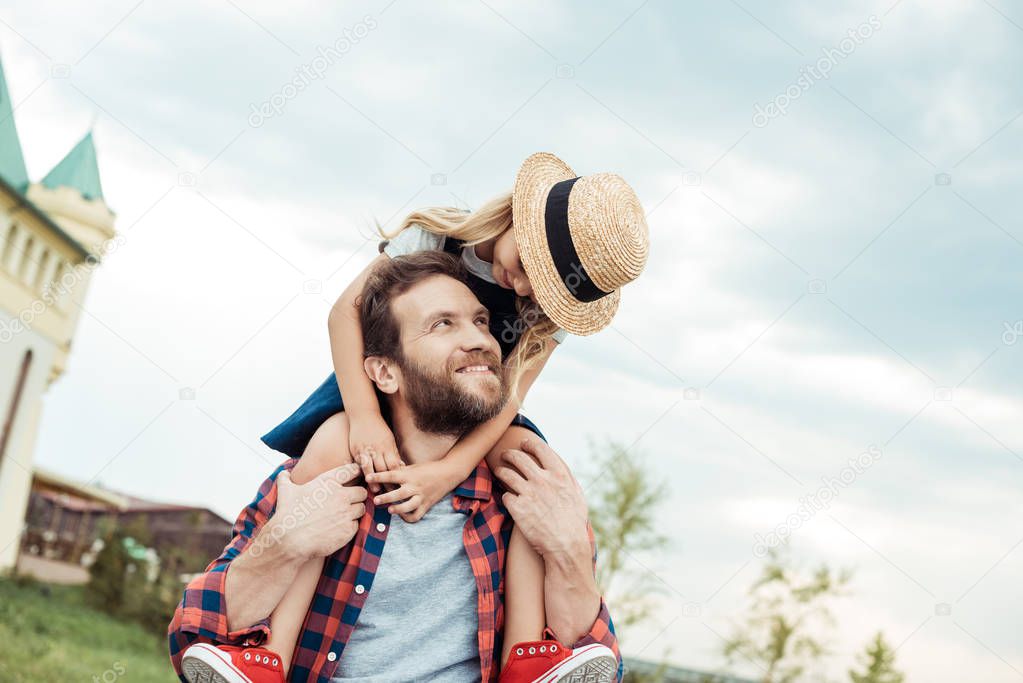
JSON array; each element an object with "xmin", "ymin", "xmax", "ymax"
[{"xmin": 491, "ymin": 228, "xmax": 534, "ymax": 301}]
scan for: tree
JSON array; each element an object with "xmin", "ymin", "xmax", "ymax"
[
  {"xmin": 584, "ymin": 438, "xmax": 670, "ymax": 683},
  {"xmin": 849, "ymin": 632, "xmax": 904, "ymax": 683},
  {"xmin": 86, "ymin": 527, "xmax": 130, "ymax": 612},
  {"xmin": 585, "ymin": 438, "xmax": 669, "ymax": 632},
  {"xmin": 721, "ymin": 548, "xmax": 851, "ymax": 683}
]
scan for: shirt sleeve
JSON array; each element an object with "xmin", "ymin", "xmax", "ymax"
[
  {"xmin": 382, "ymin": 223, "xmax": 446, "ymax": 258},
  {"xmin": 167, "ymin": 460, "xmax": 294, "ymax": 680},
  {"xmin": 567, "ymin": 522, "xmax": 623, "ymax": 681}
]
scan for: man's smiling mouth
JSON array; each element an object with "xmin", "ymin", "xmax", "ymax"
[{"xmin": 455, "ymin": 365, "xmax": 494, "ymax": 374}]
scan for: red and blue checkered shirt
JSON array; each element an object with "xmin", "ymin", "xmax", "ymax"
[{"xmin": 167, "ymin": 457, "xmax": 622, "ymax": 682}]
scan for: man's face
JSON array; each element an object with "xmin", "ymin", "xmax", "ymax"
[{"xmin": 388, "ymin": 275, "xmax": 508, "ymax": 436}]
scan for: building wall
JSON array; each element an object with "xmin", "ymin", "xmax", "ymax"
[
  {"xmin": 0, "ymin": 188, "xmax": 101, "ymax": 571},
  {"xmin": 0, "ymin": 312, "xmax": 56, "ymax": 569}
]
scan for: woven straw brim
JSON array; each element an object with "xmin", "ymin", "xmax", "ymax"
[{"xmin": 513, "ymin": 153, "xmax": 624, "ymax": 335}]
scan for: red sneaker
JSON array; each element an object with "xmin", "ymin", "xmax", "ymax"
[
  {"xmin": 181, "ymin": 643, "xmax": 285, "ymax": 683},
  {"xmin": 498, "ymin": 639, "xmax": 618, "ymax": 683}
]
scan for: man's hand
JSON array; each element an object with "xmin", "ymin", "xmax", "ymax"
[
  {"xmin": 272, "ymin": 463, "xmax": 368, "ymax": 560},
  {"xmin": 492, "ymin": 437, "xmax": 591, "ymax": 560}
]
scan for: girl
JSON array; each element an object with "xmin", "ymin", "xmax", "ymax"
[{"xmin": 182, "ymin": 152, "xmax": 649, "ymax": 683}]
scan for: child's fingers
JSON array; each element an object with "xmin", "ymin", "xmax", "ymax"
[
  {"xmin": 371, "ymin": 450, "xmax": 388, "ymax": 480},
  {"xmin": 373, "ymin": 485, "xmax": 413, "ymax": 506},
  {"xmin": 382, "ymin": 449, "xmax": 403, "ymax": 472},
  {"xmin": 356, "ymin": 451, "xmax": 380, "ymax": 493},
  {"xmin": 398, "ymin": 508, "xmax": 425, "ymax": 523},
  {"xmin": 365, "ymin": 469, "xmax": 405, "ymax": 486},
  {"xmin": 388, "ymin": 495, "xmax": 422, "ymax": 516}
]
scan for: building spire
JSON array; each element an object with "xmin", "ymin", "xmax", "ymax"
[
  {"xmin": 0, "ymin": 50, "xmax": 30, "ymax": 192},
  {"xmin": 41, "ymin": 130, "xmax": 105, "ymax": 202}
]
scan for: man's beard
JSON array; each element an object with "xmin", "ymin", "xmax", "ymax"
[{"xmin": 397, "ymin": 350, "xmax": 508, "ymax": 437}]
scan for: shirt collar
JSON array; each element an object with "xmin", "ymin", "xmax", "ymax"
[
  {"xmin": 460, "ymin": 244, "xmax": 499, "ymax": 285},
  {"xmin": 453, "ymin": 459, "xmax": 494, "ymax": 501}
]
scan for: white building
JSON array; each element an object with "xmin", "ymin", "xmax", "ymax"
[{"xmin": 0, "ymin": 51, "xmax": 117, "ymax": 571}]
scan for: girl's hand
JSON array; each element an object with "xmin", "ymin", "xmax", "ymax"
[
  {"xmin": 348, "ymin": 413, "xmax": 403, "ymax": 493},
  {"xmin": 366, "ymin": 459, "xmax": 464, "ymax": 523}
]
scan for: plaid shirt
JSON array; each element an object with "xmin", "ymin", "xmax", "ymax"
[{"xmin": 167, "ymin": 457, "xmax": 622, "ymax": 682}]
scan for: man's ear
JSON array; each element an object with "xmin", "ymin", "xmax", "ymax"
[{"xmin": 364, "ymin": 356, "xmax": 400, "ymax": 395}]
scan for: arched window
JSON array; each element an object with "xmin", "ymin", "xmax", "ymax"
[
  {"xmin": 0, "ymin": 220, "xmax": 16, "ymax": 271},
  {"xmin": 33, "ymin": 249, "xmax": 51, "ymax": 293},
  {"xmin": 17, "ymin": 236, "xmax": 35, "ymax": 283},
  {"xmin": 0, "ymin": 348, "xmax": 33, "ymax": 471}
]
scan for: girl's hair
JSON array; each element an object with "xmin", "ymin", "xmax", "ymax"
[{"xmin": 379, "ymin": 191, "xmax": 560, "ymax": 403}]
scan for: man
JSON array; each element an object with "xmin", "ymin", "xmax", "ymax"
[{"xmin": 167, "ymin": 251, "xmax": 621, "ymax": 682}]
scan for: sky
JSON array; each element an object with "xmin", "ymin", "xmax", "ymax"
[{"xmin": 2, "ymin": 0, "xmax": 1022, "ymax": 680}]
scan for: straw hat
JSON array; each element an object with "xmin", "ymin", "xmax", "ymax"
[{"xmin": 512, "ymin": 152, "xmax": 649, "ymax": 336}]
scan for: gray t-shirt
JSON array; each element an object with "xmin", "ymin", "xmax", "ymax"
[
  {"xmin": 383, "ymin": 224, "xmax": 569, "ymax": 345},
  {"xmin": 330, "ymin": 494, "xmax": 481, "ymax": 683}
]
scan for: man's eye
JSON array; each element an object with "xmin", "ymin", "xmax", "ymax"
[
  {"xmin": 432, "ymin": 319, "xmax": 451, "ymax": 329},
  {"xmin": 476, "ymin": 317, "xmax": 489, "ymax": 326}
]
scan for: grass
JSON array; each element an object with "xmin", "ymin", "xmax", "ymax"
[{"xmin": 0, "ymin": 575, "xmax": 178, "ymax": 682}]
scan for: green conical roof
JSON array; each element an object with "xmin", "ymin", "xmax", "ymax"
[
  {"xmin": 0, "ymin": 52, "xmax": 29, "ymax": 192},
  {"xmin": 41, "ymin": 130, "xmax": 104, "ymax": 201}
]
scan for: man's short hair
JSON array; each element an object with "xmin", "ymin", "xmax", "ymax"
[{"xmin": 359, "ymin": 250, "xmax": 470, "ymax": 360}]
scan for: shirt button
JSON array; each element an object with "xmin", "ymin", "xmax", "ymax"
[
  {"xmin": 376, "ymin": 523, "xmax": 386, "ymax": 532},
  {"xmin": 355, "ymin": 584, "xmax": 365, "ymax": 594},
  {"xmin": 327, "ymin": 651, "xmax": 337, "ymax": 662}
]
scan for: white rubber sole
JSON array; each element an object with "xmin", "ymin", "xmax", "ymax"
[
  {"xmin": 180, "ymin": 643, "xmax": 252, "ymax": 683},
  {"xmin": 533, "ymin": 643, "xmax": 618, "ymax": 683}
]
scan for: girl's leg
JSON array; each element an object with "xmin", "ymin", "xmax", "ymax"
[
  {"xmin": 485, "ymin": 425, "xmax": 548, "ymax": 669},
  {"xmin": 264, "ymin": 412, "xmax": 353, "ymax": 673},
  {"xmin": 500, "ymin": 526, "xmax": 547, "ymax": 668}
]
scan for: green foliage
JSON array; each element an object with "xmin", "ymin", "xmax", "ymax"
[
  {"xmin": 0, "ymin": 577, "xmax": 176, "ymax": 682},
  {"xmin": 849, "ymin": 632, "xmax": 904, "ymax": 683},
  {"xmin": 86, "ymin": 528, "xmax": 131, "ymax": 613},
  {"xmin": 721, "ymin": 548, "xmax": 852, "ymax": 683},
  {"xmin": 585, "ymin": 437, "xmax": 669, "ymax": 632},
  {"xmin": 584, "ymin": 437, "xmax": 670, "ymax": 681},
  {"xmin": 86, "ymin": 521, "xmax": 192, "ymax": 638}
]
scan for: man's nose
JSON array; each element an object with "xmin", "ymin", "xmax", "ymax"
[{"xmin": 460, "ymin": 319, "xmax": 499, "ymax": 353}]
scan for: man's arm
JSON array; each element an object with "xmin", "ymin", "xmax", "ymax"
[
  {"xmin": 494, "ymin": 437, "xmax": 623, "ymax": 681},
  {"xmin": 167, "ymin": 460, "xmax": 366, "ymax": 680},
  {"xmin": 556, "ymin": 523, "xmax": 621, "ymax": 677},
  {"xmin": 167, "ymin": 462, "xmax": 291, "ymax": 679},
  {"xmin": 542, "ymin": 526, "xmax": 601, "ymax": 645},
  {"xmin": 222, "ymin": 510, "xmax": 309, "ymax": 632}
]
